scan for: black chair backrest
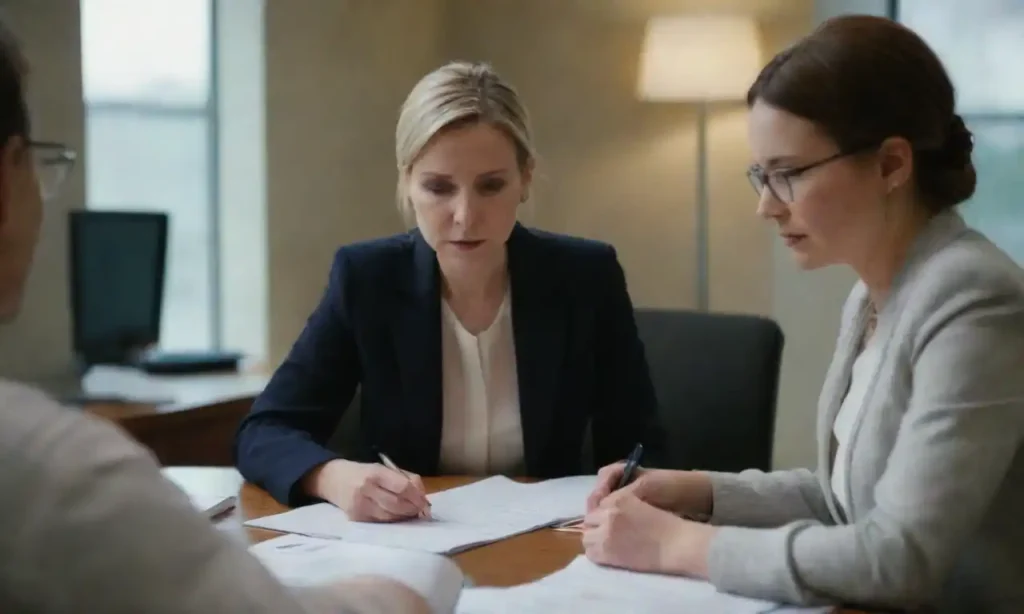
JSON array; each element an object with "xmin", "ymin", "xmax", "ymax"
[{"xmin": 634, "ymin": 308, "xmax": 784, "ymax": 472}]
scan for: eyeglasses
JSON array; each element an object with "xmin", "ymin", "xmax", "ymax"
[
  {"xmin": 746, "ymin": 147, "xmax": 873, "ymax": 204},
  {"xmin": 29, "ymin": 140, "xmax": 77, "ymax": 201}
]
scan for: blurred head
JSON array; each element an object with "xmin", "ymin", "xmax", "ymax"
[
  {"xmin": 0, "ymin": 23, "xmax": 75, "ymax": 322},
  {"xmin": 745, "ymin": 15, "xmax": 975, "ymax": 271},
  {"xmin": 395, "ymin": 61, "xmax": 534, "ymax": 277}
]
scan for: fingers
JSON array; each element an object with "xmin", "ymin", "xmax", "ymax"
[
  {"xmin": 586, "ymin": 462, "xmax": 626, "ymax": 512},
  {"xmin": 407, "ymin": 473, "xmax": 433, "ymax": 518},
  {"xmin": 370, "ymin": 468, "xmax": 431, "ymax": 515}
]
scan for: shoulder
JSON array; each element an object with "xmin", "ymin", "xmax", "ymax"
[
  {"xmin": 331, "ymin": 231, "xmax": 418, "ymax": 275},
  {"xmin": 323, "ymin": 232, "xmax": 420, "ymax": 299},
  {"xmin": 516, "ymin": 226, "xmax": 621, "ymax": 282},
  {"xmin": 519, "ymin": 226, "xmax": 617, "ymax": 259},
  {"xmin": 0, "ymin": 379, "xmax": 152, "ymax": 484},
  {"xmin": 907, "ymin": 229, "xmax": 1024, "ymax": 318},
  {"xmin": 900, "ymin": 228, "xmax": 1024, "ymax": 351}
]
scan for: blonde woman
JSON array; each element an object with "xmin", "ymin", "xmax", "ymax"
[{"xmin": 235, "ymin": 61, "xmax": 663, "ymax": 522}]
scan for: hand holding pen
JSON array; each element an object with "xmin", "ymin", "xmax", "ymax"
[
  {"xmin": 302, "ymin": 456, "xmax": 432, "ymax": 522},
  {"xmin": 585, "ymin": 443, "xmax": 646, "ymax": 512},
  {"xmin": 378, "ymin": 451, "xmax": 433, "ymax": 520}
]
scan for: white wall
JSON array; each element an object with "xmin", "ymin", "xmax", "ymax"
[{"xmin": 0, "ymin": 1, "xmax": 84, "ymax": 385}]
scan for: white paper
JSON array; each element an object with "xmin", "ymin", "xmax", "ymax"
[
  {"xmin": 244, "ymin": 475, "xmax": 597, "ymax": 554},
  {"xmin": 455, "ymin": 556, "xmax": 787, "ymax": 614},
  {"xmin": 250, "ymin": 534, "xmax": 465, "ymax": 614}
]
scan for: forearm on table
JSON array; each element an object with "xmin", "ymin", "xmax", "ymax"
[
  {"xmin": 236, "ymin": 420, "xmax": 341, "ymax": 506},
  {"xmin": 705, "ymin": 467, "xmax": 831, "ymax": 527}
]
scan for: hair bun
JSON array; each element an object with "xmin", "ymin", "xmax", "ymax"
[{"xmin": 940, "ymin": 114, "xmax": 974, "ymax": 168}]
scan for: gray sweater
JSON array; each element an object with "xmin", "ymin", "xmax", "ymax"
[
  {"xmin": 0, "ymin": 379, "xmax": 420, "ymax": 614},
  {"xmin": 705, "ymin": 212, "xmax": 1024, "ymax": 613}
]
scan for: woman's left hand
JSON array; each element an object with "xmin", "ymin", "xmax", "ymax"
[{"xmin": 581, "ymin": 492, "xmax": 717, "ymax": 578}]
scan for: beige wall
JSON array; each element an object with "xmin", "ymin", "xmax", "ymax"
[
  {"xmin": 0, "ymin": 1, "xmax": 84, "ymax": 386},
  {"xmin": 6, "ymin": 0, "xmax": 874, "ymax": 471},
  {"xmin": 264, "ymin": 0, "xmax": 444, "ymax": 359},
  {"xmin": 442, "ymin": 0, "xmax": 699, "ymax": 311},
  {"xmin": 263, "ymin": 0, "xmax": 811, "ymax": 359}
]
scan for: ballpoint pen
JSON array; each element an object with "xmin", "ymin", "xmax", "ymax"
[
  {"xmin": 377, "ymin": 451, "xmax": 433, "ymax": 519},
  {"xmin": 615, "ymin": 442, "xmax": 645, "ymax": 491}
]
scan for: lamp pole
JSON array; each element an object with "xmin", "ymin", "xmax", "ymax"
[{"xmin": 695, "ymin": 100, "xmax": 709, "ymax": 312}]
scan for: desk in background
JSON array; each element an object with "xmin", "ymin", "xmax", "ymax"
[
  {"xmin": 163, "ymin": 467, "xmax": 873, "ymax": 613},
  {"xmin": 85, "ymin": 367, "xmax": 268, "ymax": 466}
]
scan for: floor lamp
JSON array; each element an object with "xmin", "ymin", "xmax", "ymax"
[{"xmin": 637, "ymin": 15, "xmax": 762, "ymax": 311}]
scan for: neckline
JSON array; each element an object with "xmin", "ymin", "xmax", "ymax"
[{"xmin": 442, "ymin": 290, "xmax": 511, "ymax": 338}]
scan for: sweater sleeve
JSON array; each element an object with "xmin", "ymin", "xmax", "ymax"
[
  {"xmin": 705, "ymin": 467, "xmax": 833, "ymax": 527},
  {"xmin": 705, "ymin": 283, "xmax": 1024, "ymax": 610},
  {"xmin": 0, "ymin": 382, "xmax": 418, "ymax": 614}
]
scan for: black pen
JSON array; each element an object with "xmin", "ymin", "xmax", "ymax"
[{"xmin": 615, "ymin": 442, "xmax": 645, "ymax": 490}]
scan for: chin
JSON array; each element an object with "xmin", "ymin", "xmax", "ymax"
[{"xmin": 790, "ymin": 251, "xmax": 828, "ymax": 271}]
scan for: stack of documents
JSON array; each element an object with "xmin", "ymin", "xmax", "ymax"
[
  {"xmin": 455, "ymin": 555, "xmax": 830, "ymax": 614},
  {"xmin": 244, "ymin": 475, "xmax": 596, "ymax": 554},
  {"xmin": 251, "ymin": 534, "xmax": 465, "ymax": 614}
]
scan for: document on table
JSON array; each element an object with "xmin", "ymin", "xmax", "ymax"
[
  {"xmin": 455, "ymin": 555, "xmax": 828, "ymax": 614},
  {"xmin": 244, "ymin": 475, "xmax": 596, "ymax": 554},
  {"xmin": 251, "ymin": 534, "xmax": 465, "ymax": 614}
]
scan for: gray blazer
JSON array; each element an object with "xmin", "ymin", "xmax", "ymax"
[{"xmin": 703, "ymin": 212, "xmax": 1024, "ymax": 614}]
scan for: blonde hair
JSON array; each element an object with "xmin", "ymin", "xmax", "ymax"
[{"xmin": 395, "ymin": 61, "xmax": 535, "ymax": 219}]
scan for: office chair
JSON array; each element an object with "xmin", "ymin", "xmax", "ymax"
[{"xmin": 632, "ymin": 308, "xmax": 784, "ymax": 472}]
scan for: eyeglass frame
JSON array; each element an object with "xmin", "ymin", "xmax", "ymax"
[
  {"xmin": 27, "ymin": 140, "xmax": 77, "ymax": 201},
  {"xmin": 746, "ymin": 144, "xmax": 878, "ymax": 205}
]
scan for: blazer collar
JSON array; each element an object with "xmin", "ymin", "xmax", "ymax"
[{"xmin": 816, "ymin": 211, "xmax": 969, "ymax": 521}]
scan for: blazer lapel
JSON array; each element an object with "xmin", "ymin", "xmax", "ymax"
[
  {"xmin": 507, "ymin": 225, "xmax": 566, "ymax": 475},
  {"xmin": 817, "ymin": 281, "xmax": 869, "ymax": 523},
  {"xmin": 391, "ymin": 231, "xmax": 443, "ymax": 474}
]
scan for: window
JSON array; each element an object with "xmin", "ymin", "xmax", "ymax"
[
  {"xmin": 80, "ymin": 0, "xmax": 219, "ymax": 350},
  {"xmin": 898, "ymin": 0, "xmax": 1024, "ymax": 263}
]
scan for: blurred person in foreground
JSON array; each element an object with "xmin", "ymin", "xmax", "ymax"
[{"xmin": 0, "ymin": 21, "xmax": 429, "ymax": 614}]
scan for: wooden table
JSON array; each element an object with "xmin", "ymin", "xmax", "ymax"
[
  {"xmin": 164, "ymin": 467, "xmax": 871, "ymax": 612},
  {"xmin": 85, "ymin": 368, "xmax": 268, "ymax": 466}
]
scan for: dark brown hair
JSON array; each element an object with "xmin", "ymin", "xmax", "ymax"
[
  {"xmin": 0, "ymin": 19, "xmax": 29, "ymax": 146},
  {"xmin": 747, "ymin": 15, "xmax": 975, "ymax": 213}
]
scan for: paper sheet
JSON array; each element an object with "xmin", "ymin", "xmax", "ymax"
[
  {"xmin": 244, "ymin": 475, "xmax": 597, "ymax": 554},
  {"xmin": 250, "ymin": 534, "xmax": 465, "ymax": 614},
  {"xmin": 455, "ymin": 555, "xmax": 802, "ymax": 614}
]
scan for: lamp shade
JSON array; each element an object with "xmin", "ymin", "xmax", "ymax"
[{"xmin": 637, "ymin": 15, "xmax": 763, "ymax": 102}]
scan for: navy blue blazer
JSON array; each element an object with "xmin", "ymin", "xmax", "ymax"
[{"xmin": 234, "ymin": 224, "xmax": 664, "ymax": 506}]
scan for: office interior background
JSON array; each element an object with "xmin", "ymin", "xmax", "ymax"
[{"xmin": 0, "ymin": 0, "xmax": 1020, "ymax": 470}]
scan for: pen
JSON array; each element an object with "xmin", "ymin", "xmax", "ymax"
[
  {"xmin": 377, "ymin": 451, "xmax": 432, "ymax": 519},
  {"xmin": 615, "ymin": 442, "xmax": 645, "ymax": 491}
]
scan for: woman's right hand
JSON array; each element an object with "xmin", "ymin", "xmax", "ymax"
[
  {"xmin": 303, "ymin": 459, "xmax": 432, "ymax": 522},
  {"xmin": 585, "ymin": 462, "xmax": 713, "ymax": 519}
]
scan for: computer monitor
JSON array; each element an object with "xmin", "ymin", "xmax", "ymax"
[{"xmin": 68, "ymin": 210, "xmax": 168, "ymax": 368}]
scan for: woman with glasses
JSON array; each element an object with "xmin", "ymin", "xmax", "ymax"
[{"xmin": 584, "ymin": 14, "xmax": 1024, "ymax": 614}]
